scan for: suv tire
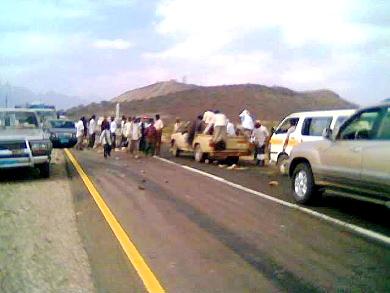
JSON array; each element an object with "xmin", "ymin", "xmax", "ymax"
[
  {"xmin": 37, "ymin": 162, "xmax": 50, "ymax": 178},
  {"xmin": 291, "ymin": 162, "xmax": 315, "ymax": 204}
]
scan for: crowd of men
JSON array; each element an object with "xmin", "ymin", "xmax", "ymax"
[
  {"xmin": 74, "ymin": 114, "xmax": 164, "ymax": 159},
  {"xmin": 175, "ymin": 109, "xmax": 270, "ymax": 166},
  {"xmin": 73, "ymin": 109, "xmax": 270, "ymax": 166}
]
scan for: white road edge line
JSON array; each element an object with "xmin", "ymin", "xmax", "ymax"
[{"xmin": 154, "ymin": 156, "xmax": 390, "ymax": 246}]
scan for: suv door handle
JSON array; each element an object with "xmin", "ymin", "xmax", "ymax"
[{"xmin": 351, "ymin": 146, "xmax": 362, "ymax": 153}]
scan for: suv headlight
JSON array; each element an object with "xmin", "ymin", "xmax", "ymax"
[{"xmin": 30, "ymin": 141, "xmax": 52, "ymax": 155}]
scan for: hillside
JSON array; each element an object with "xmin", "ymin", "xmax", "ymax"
[
  {"xmin": 112, "ymin": 80, "xmax": 199, "ymax": 102},
  {"xmin": 68, "ymin": 83, "xmax": 356, "ymax": 123}
]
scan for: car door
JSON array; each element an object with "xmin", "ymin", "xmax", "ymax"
[
  {"xmin": 360, "ymin": 106, "xmax": 390, "ymax": 200},
  {"xmin": 317, "ymin": 108, "xmax": 383, "ymax": 191}
]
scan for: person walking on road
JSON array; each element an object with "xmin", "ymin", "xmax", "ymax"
[
  {"xmin": 154, "ymin": 114, "xmax": 164, "ymax": 156},
  {"xmin": 110, "ymin": 116, "xmax": 117, "ymax": 149},
  {"xmin": 88, "ymin": 115, "xmax": 96, "ymax": 148},
  {"xmin": 75, "ymin": 117, "xmax": 85, "ymax": 150},
  {"xmin": 139, "ymin": 117, "xmax": 148, "ymax": 153},
  {"xmin": 251, "ymin": 120, "xmax": 270, "ymax": 167},
  {"xmin": 128, "ymin": 117, "xmax": 141, "ymax": 158},
  {"xmin": 120, "ymin": 115, "xmax": 128, "ymax": 148},
  {"xmin": 144, "ymin": 121, "xmax": 157, "ymax": 156},
  {"xmin": 100, "ymin": 123, "xmax": 112, "ymax": 159}
]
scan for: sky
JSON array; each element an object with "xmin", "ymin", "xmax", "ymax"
[{"xmin": 0, "ymin": 0, "xmax": 389, "ymax": 105}]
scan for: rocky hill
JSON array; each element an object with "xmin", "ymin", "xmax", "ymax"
[
  {"xmin": 68, "ymin": 83, "xmax": 357, "ymax": 123},
  {"xmin": 112, "ymin": 80, "xmax": 198, "ymax": 103}
]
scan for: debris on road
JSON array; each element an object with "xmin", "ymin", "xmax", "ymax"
[{"xmin": 269, "ymin": 181, "xmax": 279, "ymax": 186}]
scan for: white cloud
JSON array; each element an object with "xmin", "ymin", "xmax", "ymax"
[{"xmin": 92, "ymin": 39, "xmax": 133, "ymax": 50}]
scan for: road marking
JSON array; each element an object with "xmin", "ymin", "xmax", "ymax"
[
  {"xmin": 154, "ymin": 156, "xmax": 390, "ymax": 246},
  {"xmin": 65, "ymin": 149, "xmax": 165, "ymax": 293}
]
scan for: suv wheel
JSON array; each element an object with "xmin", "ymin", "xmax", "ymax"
[
  {"xmin": 291, "ymin": 162, "xmax": 315, "ymax": 204},
  {"xmin": 172, "ymin": 141, "xmax": 180, "ymax": 157},
  {"xmin": 37, "ymin": 162, "xmax": 50, "ymax": 178},
  {"xmin": 194, "ymin": 145, "xmax": 206, "ymax": 163}
]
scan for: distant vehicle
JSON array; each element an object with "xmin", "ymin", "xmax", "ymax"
[
  {"xmin": 171, "ymin": 131, "xmax": 252, "ymax": 164},
  {"xmin": 288, "ymin": 103, "xmax": 390, "ymax": 206},
  {"xmin": 44, "ymin": 119, "xmax": 77, "ymax": 148},
  {"xmin": 0, "ymin": 108, "xmax": 52, "ymax": 177},
  {"xmin": 269, "ymin": 109, "xmax": 356, "ymax": 174},
  {"xmin": 32, "ymin": 108, "xmax": 58, "ymax": 125}
]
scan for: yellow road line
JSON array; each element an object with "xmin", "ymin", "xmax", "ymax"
[{"xmin": 64, "ymin": 149, "xmax": 165, "ymax": 293}]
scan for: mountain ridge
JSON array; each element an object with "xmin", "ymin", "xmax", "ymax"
[{"xmin": 68, "ymin": 81, "xmax": 357, "ymax": 122}]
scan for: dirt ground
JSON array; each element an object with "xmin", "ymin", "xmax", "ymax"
[{"xmin": 0, "ymin": 150, "xmax": 95, "ymax": 293}]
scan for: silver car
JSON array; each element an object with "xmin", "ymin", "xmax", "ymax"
[
  {"xmin": 288, "ymin": 103, "xmax": 390, "ymax": 206},
  {"xmin": 0, "ymin": 109, "xmax": 53, "ymax": 177}
]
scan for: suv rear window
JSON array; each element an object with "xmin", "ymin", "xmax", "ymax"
[{"xmin": 301, "ymin": 117, "xmax": 332, "ymax": 136}]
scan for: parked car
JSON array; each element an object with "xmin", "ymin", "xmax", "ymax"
[
  {"xmin": 269, "ymin": 109, "xmax": 356, "ymax": 174},
  {"xmin": 171, "ymin": 131, "xmax": 252, "ymax": 164},
  {"xmin": 32, "ymin": 108, "xmax": 57, "ymax": 125},
  {"xmin": 44, "ymin": 119, "xmax": 77, "ymax": 148},
  {"xmin": 0, "ymin": 108, "xmax": 52, "ymax": 177},
  {"xmin": 288, "ymin": 103, "xmax": 390, "ymax": 206}
]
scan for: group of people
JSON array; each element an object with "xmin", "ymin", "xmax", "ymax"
[
  {"xmin": 178, "ymin": 109, "xmax": 270, "ymax": 166},
  {"xmin": 75, "ymin": 114, "xmax": 164, "ymax": 159}
]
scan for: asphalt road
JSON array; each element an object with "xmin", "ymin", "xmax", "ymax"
[{"xmin": 67, "ymin": 147, "xmax": 390, "ymax": 292}]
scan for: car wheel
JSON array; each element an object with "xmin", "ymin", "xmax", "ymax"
[
  {"xmin": 37, "ymin": 162, "xmax": 50, "ymax": 178},
  {"xmin": 172, "ymin": 141, "xmax": 180, "ymax": 157},
  {"xmin": 226, "ymin": 156, "xmax": 239, "ymax": 165},
  {"xmin": 277, "ymin": 153, "xmax": 289, "ymax": 175},
  {"xmin": 194, "ymin": 145, "xmax": 206, "ymax": 163},
  {"xmin": 291, "ymin": 162, "xmax": 315, "ymax": 204}
]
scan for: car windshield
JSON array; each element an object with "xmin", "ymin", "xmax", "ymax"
[
  {"xmin": 35, "ymin": 111, "xmax": 57, "ymax": 123},
  {"xmin": 0, "ymin": 111, "xmax": 38, "ymax": 129},
  {"xmin": 50, "ymin": 120, "xmax": 75, "ymax": 129}
]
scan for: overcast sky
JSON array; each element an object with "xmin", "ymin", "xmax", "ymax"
[{"xmin": 0, "ymin": 0, "xmax": 389, "ymax": 105}]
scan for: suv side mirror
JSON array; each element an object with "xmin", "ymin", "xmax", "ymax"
[{"xmin": 323, "ymin": 128, "xmax": 333, "ymax": 140}]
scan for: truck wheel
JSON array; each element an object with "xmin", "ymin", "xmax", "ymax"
[
  {"xmin": 277, "ymin": 153, "xmax": 289, "ymax": 175},
  {"xmin": 291, "ymin": 162, "xmax": 315, "ymax": 204},
  {"xmin": 172, "ymin": 141, "xmax": 180, "ymax": 157},
  {"xmin": 194, "ymin": 145, "xmax": 206, "ymax": 163},
  {"xmin": 37, "ymin": 162, "xmax": 50, "ymax": 178},
  {"xmin": 226, "ymin": 156, "xmax": 239, "ymax": 165}
]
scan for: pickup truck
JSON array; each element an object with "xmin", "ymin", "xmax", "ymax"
[
  {"xmin": 171, "ymin": 132, "xmax": 252, "ymax": 164},
  {"xmin": 0, "ymin": 108, "xmax": 53, "ymax": 177}
]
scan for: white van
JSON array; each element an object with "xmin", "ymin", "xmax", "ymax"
[{"xmin": 269, "ymin": 109, "xmax": 356, "ymax": 173}]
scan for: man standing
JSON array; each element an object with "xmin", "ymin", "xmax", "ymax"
[
  {"xmin": 88, "ymin": 115, "xmax": 96, "ymax": 148},
  {"xmin": 251, "ymin": 121, "xmax": 270, "ymax": 167},
  {"xmin": 239, "ymin": 109, "xmax": 254, "ymax": 138},
  {"xmin": 144, "ymin": 121, "xmax": 157, "ymax": 156},
  {"xmin": 202, "ymin": 109, "xmax": 215, "ymax": 134},
  {"xmin": 75, "ymin": 117, "xmax": 85, "ymax": 150},
  {"xmin": 154, "ymin": 114, "xmax": 164, "ymax": 156},
  {"xmin": 211, "ymin": 110, "xmax": 228, "ymax": 144},
  {"xmin": 173, "ymin": 117, "xmax": 181, "ymax": 133},
  {"xmin": 128, "ymin": 117, "xmax": 141, "ymax": 157},
  {"xmin": 226, "ymin": 119, "xmax": 236, "ymax": 136},
  {"xmin": 110, "ymin": 116, "xmax": 117, "ymax": 149},
  {"xmin": 120, "ymin": 115, "xmax": 128, "ymax": 148},
  {"xmin": 100, "ymin": 123, "xmax": 112, "ymax": 159}
]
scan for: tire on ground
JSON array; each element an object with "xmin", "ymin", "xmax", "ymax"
[
  {"xmin": 194, "ymin": 144, "xmax": 206, "ymax": 163},
  {"xmin": 37, "ymin": 162, "xmax": 50, "ymax": 178},
  {"xmin": 172, "ymin": 141, "xmax": 180, "ymax": 157},
  {"xmin": 291, "ymin": 162, "xmax": 316, "ymax": 204}
]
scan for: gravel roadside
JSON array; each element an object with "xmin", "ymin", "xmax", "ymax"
[{"xmin": 0, "ymin": 150, "xmax": 95, "ymax": 293}]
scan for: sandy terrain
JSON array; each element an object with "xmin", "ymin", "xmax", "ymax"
[{"xmin": 0, "ymin": 150, "xmax": 95, "ymax": 293}]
